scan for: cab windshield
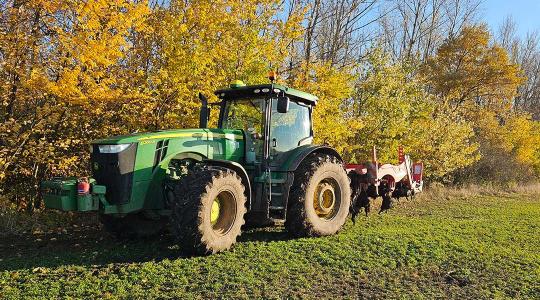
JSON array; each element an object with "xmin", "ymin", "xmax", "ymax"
[
  {"xmin": 221, "ymin": 97, "xmax": 312, "ymax": 155},
  {"xmin": 221, "ymin": 98, "xmax": 264, "ymax": 133}
]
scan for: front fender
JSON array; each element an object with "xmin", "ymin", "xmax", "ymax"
[{"xmin": 203, "ymin": 159, "xmax": 252, "ymax": 210}]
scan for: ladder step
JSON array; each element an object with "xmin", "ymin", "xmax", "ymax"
[
  {"xmin": 269, "ymin": 206, "xmax": 285, "ymax": 210},
  {"xmin": 271, "ymin": 192, "xmax": 283, "ymax": 196},
  {"xmin": 254, "ymin": 178, "xmax": 286, "ymax": 184}
]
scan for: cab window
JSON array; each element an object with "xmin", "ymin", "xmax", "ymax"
[
  {"xmin": 270, "ymin": 100, "xmax": 311, "ymax": 154},
  {"xmin": 221, "ymin": 98, "xmax": 264, "ymax": 133}
]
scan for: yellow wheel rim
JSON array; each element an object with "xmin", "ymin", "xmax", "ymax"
[
  {"xmin": 314, "ymin": 182, "xmax": 337, "ymax": 219},
  {"xmin": 211, "ymin": 198, "xmax": 221, "ymax": 225},
  {"xmin": 209, "ymin": 191, "xmax": 237, "ymax": 235}
]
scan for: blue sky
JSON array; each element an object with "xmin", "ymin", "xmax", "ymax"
[{"xmin": 483, "ymin": 0, "xmax": 540, "ymax": 36}]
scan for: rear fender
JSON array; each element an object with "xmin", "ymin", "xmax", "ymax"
[{"xmin": 280, "ymin": 145, "xmax": 343, "ymax": 172}]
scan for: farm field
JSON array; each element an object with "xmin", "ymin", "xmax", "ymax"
[{"xmin": 1, "ymin": 191, "xmax": 539, "ymax": 299}]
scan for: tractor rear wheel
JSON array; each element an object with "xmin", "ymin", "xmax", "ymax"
[
  {"xmin": 100, "ymin": 213, "xmax": 168, "ymax": 239},
  {"xmin": 285, "ymin": 154, "xmax": 351, "ymax": 237},
  {"xmin": 169, "ymin": 168, "xmax": 246, "ymax": 255}
]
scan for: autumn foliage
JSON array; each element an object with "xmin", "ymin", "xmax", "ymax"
[{"xmin": 0, "ymin": 1, "xmax": 538, "ymax": 210}]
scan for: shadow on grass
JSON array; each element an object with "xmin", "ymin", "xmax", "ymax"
[{"xmin": 0, "ymin": 225, "xmax": 293, "ymax": 271}]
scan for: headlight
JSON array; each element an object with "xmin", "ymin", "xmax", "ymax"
[{"xmin": 98, "ymin": 144, "xmax": 131, "ymax": 153}]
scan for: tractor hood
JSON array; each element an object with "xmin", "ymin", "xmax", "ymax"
[
  {"xmin": 88, "ymin": 127, "xmax": 245, "ymax": 210},
  {"xmin": 92, "ymin": 128, "xmax": 244, "ymax": 145}
]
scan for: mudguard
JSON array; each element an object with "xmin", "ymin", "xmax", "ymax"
[
  {"xmin": 203, "ymin": 159, "xmax": 252, "ymax": 210},
  {"xmin": 157, "ymin": 153, "xmax": 252, "ymax": 210},
  {"xmin": 279, "ymin": 145, "xmax": 343, "ymax": 172}
]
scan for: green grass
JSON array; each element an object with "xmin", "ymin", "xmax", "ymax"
[{"xmin": 1, "ymin": 193, "xmax": 539, "ymax": 299}]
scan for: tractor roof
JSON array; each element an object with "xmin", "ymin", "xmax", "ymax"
[{"xmin": 214, "ymin": 83, "xmax": 318, "ymax": 106}]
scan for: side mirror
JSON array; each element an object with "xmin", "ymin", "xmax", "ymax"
[
  {"xmin": 277, "ymin": 96, "xmax": 290, "ymax": 113},
  {"xmin": 199, "ymin": 93, "xmax": 210, "ymax": 128}
]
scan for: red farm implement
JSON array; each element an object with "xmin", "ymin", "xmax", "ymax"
[{"xmin": 346, "ymin": 146, "xmax": 423, "ymax": 222}]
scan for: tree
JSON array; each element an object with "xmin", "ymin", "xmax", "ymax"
[
  {"xmin": 144, "ymin": 0, "xmax": 305, "ymax": 129},
  {"xmin": 0, "ymin": 0, "xmax": 150, "ymax": 210},
  {"xmin": 497, "ymin": 16, "xmax": 540, "ymax": 120},
  {"xmin": 379, "ymin": 0, "xmax": 482, "ymax": 61},
  {"xmin": 423, "ymin": 25, "xmax": 525, "ymax": 113},
  {"xmin": 0, "ymin": 0, "xmax": 306, "ymax": 209},
  {"xmin": 424, "ymin": 24, "xmax": 540, "ymax": 182},
  {"xmin": 289, "ymin": 61, "xmax": 359, "ymax": 154},
  {"xmin": 347, "ymin": 50, "xmax": 478, "ymax": 177}
]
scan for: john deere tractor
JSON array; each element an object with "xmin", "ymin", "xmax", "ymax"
[{"xmin": 41, "ymin": 79, "xmax": 351, "ymax": 255}]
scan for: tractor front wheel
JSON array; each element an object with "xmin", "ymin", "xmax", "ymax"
[
  {"xmin": 169, "ymin": 168, "xmax": 247, "ymax": 255},
  {"xmin": 285, "ymin": 154, "xmax": 351, "ymax": 237}
]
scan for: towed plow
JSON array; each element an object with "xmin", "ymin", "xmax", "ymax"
[{"xmin": 346, "ymin": 146, "xmax": 423, "ymax": 222}]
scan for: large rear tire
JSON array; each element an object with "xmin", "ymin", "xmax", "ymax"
[
  {"xmin": 285, "ymin": 154, "xmax": 351, "ymax": 237},
  {"xmin": 169, "ymin": 168, "xmax": 247, "ymax": 255}
]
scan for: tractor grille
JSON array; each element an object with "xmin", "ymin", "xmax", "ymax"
[{"xmin": 91, "ymin": 143, "xmax": 137, "ymax": 205}]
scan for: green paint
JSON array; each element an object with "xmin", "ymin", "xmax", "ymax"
[
  {"xmin": 99, "ymin": 128, "xmax": 245, "ymax": 214},
  {"xmin": 41, "ymin": 178, "xmax": 105, "ymax": 212}
]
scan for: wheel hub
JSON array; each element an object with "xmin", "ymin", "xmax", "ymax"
[{"xmin": 314, "ymin": 183, "xmax": 336, "ymax": 217}]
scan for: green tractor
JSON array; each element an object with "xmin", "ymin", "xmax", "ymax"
[{"xmin": 41, "ymin": 79, "xmax": 351, "ymax": 255}]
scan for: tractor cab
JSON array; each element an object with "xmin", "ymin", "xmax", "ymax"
[{"xmin": 213, "ymin": 80, "xmax": 318, "ymax": 168}]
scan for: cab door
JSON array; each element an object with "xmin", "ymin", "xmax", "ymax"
[
  {"xmin": 269, "ymin": 100, "xmax": 313, "ymax": 167},
  {"xmin": 265, "ymin": 100, "xmax": 313, "ymax": 218}
]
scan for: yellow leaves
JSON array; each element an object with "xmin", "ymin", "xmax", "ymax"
[
  {"xmin": 288, "ymin": 62, "xmax": 357, "ymax": 154},
  {"xmin": 423, "ymin": 25, "xmax": 525, "ymax": 111},
  {"xmin": 42, "ymin": 0, "xmax": 151, "ymax": 104},
  {"xmin": 476, "ymin": 109, "xmax": 540, "ymax": 166},
  {"xmin": 412, "ymin": 110, "xmax": 479, "ymax": 178},
  {"xmin": 418, "ymin": 25, "xmax": 540, "ymax": 179},
  {"xmin": 1, "ymin": 0, "xmax": 538, "ymax": 206},
  {"xmin": 508, "ymin": 118, "xmax": 540, "ymax": 166},
  {"xmin": 149, "ymin": 0, "xmax": 304, "ymax": 129}
]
